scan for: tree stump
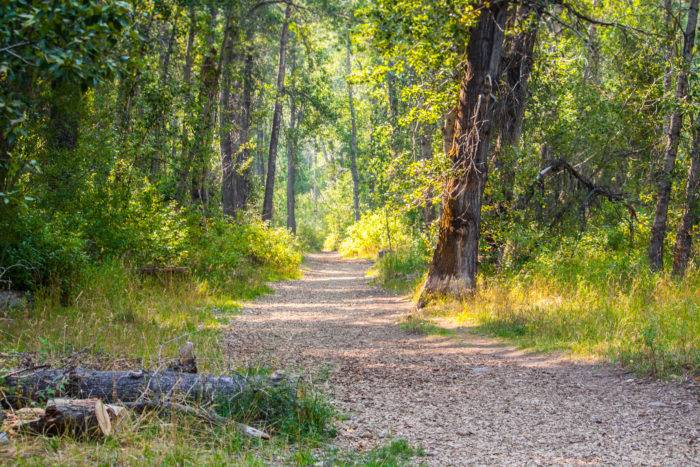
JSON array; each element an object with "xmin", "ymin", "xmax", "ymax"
[{"xmin": 25, "ymin": 399, "xmax": 125, "ymax": 438}]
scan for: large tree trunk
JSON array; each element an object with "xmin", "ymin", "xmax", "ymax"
[
  {"xmin": 672, "ymin": 113, "xmax": 700, "ymax": 276},
  {"xmin": 346, "ymin": 31, "xmax": 361, "ymax": 222},
  {"xmin": 649, "ymin": 0, "xmax": 699, "ymax": 271},
  {"xmin": 418, "ymin": 2, "xmax": 508, "ymax": 305},
  {"xmin": 262, "ymin": 5, "xmax": 292, "ymax": 222},
  {"xmin": 492, "ymin": 5, "xmax": 539, "ymax": 206}
]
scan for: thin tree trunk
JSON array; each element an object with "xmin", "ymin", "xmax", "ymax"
[
  {"xmin": 419, "ymin": 123, "xmax": 435, "ymax": 227},
  {"xmin": 419, "ymin": 2, "xmax": 508, "ymax": 305},
  {"xmin": 151, "ymin": 10, "xmax": 180, "ymax": 178},
  {"xmin": 234, "ymin": 48, "xmax": 254, "ymax": 210},
  {"xmin": 649, "ymin": 0, "xmax": 699, "ymax": 271},
  {"xmin": 220, "ymin": 8, "xmax": 238, "ymax": 216},
  {"xmin": 286, "ymin": 102, "xmax": 300, "ymax": 233},
  {"xmin": 262, "ymin": 4, "xmax": 292, "ymax": 222},
  {"xmin": 189, "ymin": 6, "xmax": 222, "ymax": 205},
  {"xmin": 492, "ymin": 5, "xmax": 539, "ymax": 206},
  {"xmin": 345, "ymin": 31, "xmax": 361, "ymax": 222},
  {"xmin": 286, "ymin": 44, "xmax": 299, "ymax": 232},
  {"xmin": 672, "ymin": 114, "xmax": 700, "ymax": 276},
  {"xmin": 175, "ymin": 6, "xmax": 197, "ymax": 201},
  {"xmin": 256, "ymin": 128, "xmax": 266, "ymax": 179},
  {"xmin": 583, "ymin": 0, "xmax": 600, "ymax": 83}
]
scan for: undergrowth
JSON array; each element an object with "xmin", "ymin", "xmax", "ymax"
[{"xmin": 352, "ymin": 223, "xmax": 699, "ymax": 378}]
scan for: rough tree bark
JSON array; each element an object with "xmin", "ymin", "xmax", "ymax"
[
  {"xmin": 221, "ymin": 43, "xmax": 255, "ymax": 217},
  {"xmin": 346, "ymin": 30, "xmax": 361, "ymax": 222},
  {"xmin": 418, "ymin": 2, "xmax": 508, "ymax": 305},
  {"xmin": 649, "ymin": 0, "xmax": 699, "ymax": 271},
  {"xmin": 672, "ymin": 113, "xmax": 700, "ymax": 276},
  {"xmin": 219, "ymin": 10, "xmax": 253, "ymax": 217},
  {"xmin": 262, "ymin": 4, "xmax": 292, "ymax": 222}
]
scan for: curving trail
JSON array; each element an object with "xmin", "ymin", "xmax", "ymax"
[{"xmin": 226, "ymin": 252, "xmax": 699, "ymax": 465}]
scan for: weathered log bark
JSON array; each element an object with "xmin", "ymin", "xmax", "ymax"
[
  {"xmin": 672, "ymin": 113, "xmax": 700, "ymax": 276},
  {"xmin": 1, "ymin": 368, "xmax": 248, "ymax": 409},
  {"xmin": 649, "ymin": 0, "xmax": 699, "ymax": 271},
  {"xmin": 262, "ymin": 4, "xmax": 292, "ymax": 222},
  {"xmin": 419, "ymin": 2, "xmax": 508, "ymax": 305},
  {"xmin": 23, "ymin": 398, "xmax": 125, "ymax": 438},
  {"xmin": 346, "ymin": 30, "xmax": 361, "ymax": 222}
]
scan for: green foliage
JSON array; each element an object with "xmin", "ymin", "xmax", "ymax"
[
  {"xmin": 373, "ymin": 244, "xmax": 430, "ymax": 293},
  {"xmin": 217, "ymin": 377, "xmax": 337, "ymax": 442},
  {"xmin": 0, "ymin": 209, "xmax": 89, "ymax": 293},
  {"xmin": 338, "ymin": 209, "xmax": 416, "ymax": 259},
  {"xmin": 325, "ymin": 438, "xmax": 426, "ymax": 466},
  {"xmin": 188, "ymin": 215, "xmax": 302, "ymax": 288},
  {"xmin": 400, "ymin": 316, "xmax": 452, "ymax": 337}
]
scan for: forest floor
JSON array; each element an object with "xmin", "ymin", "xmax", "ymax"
[{"xmin": 227, "ymin": 252, "xmax": 700, "ymax": 465}]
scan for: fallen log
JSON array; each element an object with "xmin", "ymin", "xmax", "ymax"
[
  {"xmin": 1, "ymin": 368, "xmax": 249, "ymax": 409},
  {"xmin": 23, "ymin": 398, "xmax": 126, "ymax": 438}
]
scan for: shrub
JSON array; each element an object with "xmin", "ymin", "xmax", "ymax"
[
  {"xmin": 338, "ymin": 210, "xmax": 415, "ymax": 259},
  {"xmin": 0, "ymin": 210, "xmax": 89, "ymax": 295}
]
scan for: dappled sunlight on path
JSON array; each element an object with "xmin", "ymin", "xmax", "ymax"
[{"xmin": 226, "ymin": 253, "xmax": 699, "ymax": 465}]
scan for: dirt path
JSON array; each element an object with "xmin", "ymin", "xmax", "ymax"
[{"xmin": 226, "ymin": 252, "xmax": 699, "ymax": 465}]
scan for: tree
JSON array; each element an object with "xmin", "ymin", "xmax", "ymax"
[
  {"xmin": 262, "ymin": 4, "xmax": 292, "ymax": 222},
  {"xmin": 649, "ymin": 0, "xmax": 699, "ymax": 271},
  {"xmin": 286, "ymin": 43, "xmax": 300, "ymax": 232},
  {"xmin": 419, "ymin": 1, "xmax": 508, "ymax": 304},
  {"xmin": 672, "ymin": 113, "xmax": 700, "ymax": 276},
  {"xmin": 345, "ymin": 29, "xmax": 361, "ymax": 222}
]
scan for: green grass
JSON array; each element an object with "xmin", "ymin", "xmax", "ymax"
[
  {"xmin": 321, "ymin": 438, "xmax": 426, "ymax": 466},
  {"xmin": 399, "ymin": 316, "xmax": 453, "ymax": 337},
  {"xmin": 0, "ymin": 258, "xmax": 345, "ymax": 464}
]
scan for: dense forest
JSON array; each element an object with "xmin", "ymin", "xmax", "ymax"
[{"xmin": 1, "ymin": 0, "xmax": 699, "ymax": 463}]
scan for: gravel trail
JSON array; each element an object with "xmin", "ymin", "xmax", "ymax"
[{"xmin": 226, "ymin": 252, "xmax": 699, "ymax": 465}]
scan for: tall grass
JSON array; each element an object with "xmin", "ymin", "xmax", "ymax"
[
  {"xmin": 370, "ymin": 227, "xmax": 699, "ymax": 377},
  {"xmin": 458, "ymin": 267, "xmax": 699, "ymax": 376}
]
